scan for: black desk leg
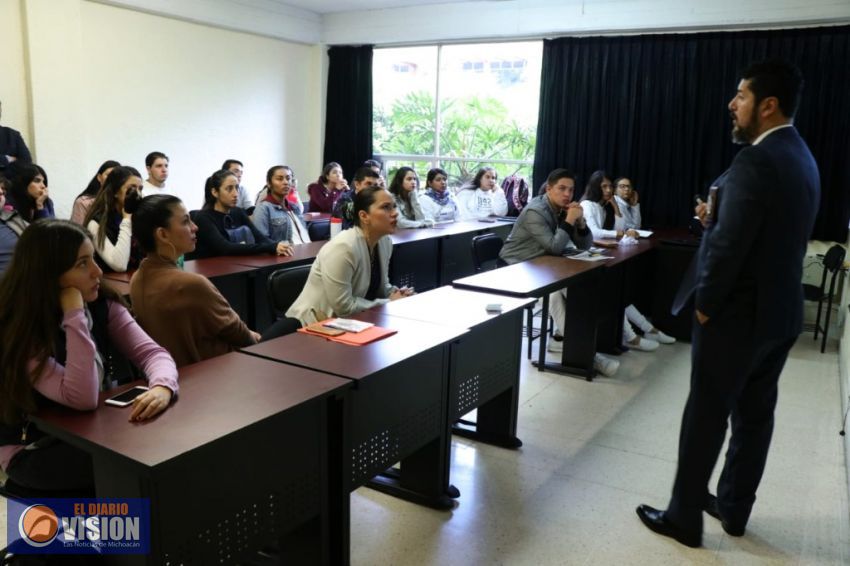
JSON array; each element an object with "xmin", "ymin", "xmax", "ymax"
[
  {"xmin": 368, "ymin": 437, "xmax": 456, "ymax": 510},
  {"xmin": 453, "ymin": 387, "xmax": 522, "ymax": 448},
  {"xmin": 537, "ymin": 294, "xmax": 549, "ymax": 371},
  {"xmin": 534, "ymin": 277, "xmax": 600, "ymax": 380}
]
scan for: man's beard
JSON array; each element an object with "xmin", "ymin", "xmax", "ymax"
[{"xmin": 731, "ymin": 113, "xmax": 759, "ymax": 145}]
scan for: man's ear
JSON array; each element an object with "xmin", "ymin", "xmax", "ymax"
[{"xmin": 760, "ymin": 96, "xmax": 780, "ymax": 119}]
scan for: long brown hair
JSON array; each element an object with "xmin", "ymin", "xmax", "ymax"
[
  {"xmin": 0, "ymin": 219, "xmax": 125, "ymax": 424},
  {"xmin": 83, "ymin": 166, "xmax": 141, "ymax": 248}
]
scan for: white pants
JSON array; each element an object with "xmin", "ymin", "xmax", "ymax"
[
  {"xmin": 549, "ymin": 289, "xmax": 567, "ymax": 337},
  {"xmin": 623, "ymin": 304, "xmax": 654, "ymax": 343}
]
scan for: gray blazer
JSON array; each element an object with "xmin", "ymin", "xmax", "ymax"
[
  {"xmin": 286, "ymin": 226, "xmax": 397, "ymax": 325},
  {"xmin": 499, "ymin": 194, "xmax": 592, "ymax": 265}
]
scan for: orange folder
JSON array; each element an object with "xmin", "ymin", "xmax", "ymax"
[{"xmin": 298, "ymin": 320, "xmax": 397, "ymax": 346}]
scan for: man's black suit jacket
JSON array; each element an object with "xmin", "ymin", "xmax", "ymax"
[{"xmin": 689, "ymin": 126, "xmax": 820, "ymax": 341}]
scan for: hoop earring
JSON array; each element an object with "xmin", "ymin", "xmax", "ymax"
[{"xmin": 156, "ymin": 241, "xmax": 178, "ymax": 264}]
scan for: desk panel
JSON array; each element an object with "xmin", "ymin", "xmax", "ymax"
[{"xmin": 33, "ymin": 352, "xmax": 350, "ymax": 565}]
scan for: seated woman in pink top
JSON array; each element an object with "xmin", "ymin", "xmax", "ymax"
[{"xmin": 0, "ymin": 220, "xmax": 178, "ymax": 494}]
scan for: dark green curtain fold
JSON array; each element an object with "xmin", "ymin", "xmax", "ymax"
[
  {"xmin": 533, "ymin": 26, "xmax": 850, "ymax": 242},
  {"xmin": 323, "ymin": 45, "xmax": 374, "ymax": 177}
]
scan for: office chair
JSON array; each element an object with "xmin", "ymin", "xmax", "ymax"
[
  {"xmin": 470, "ymin": 233, "xmax": 547, "ymax": 359},
  {"xmin": 803, "ymin": 244, "xmax": 846, "ymax": 353},
  {"xmin": 307, "ymin": 219, "xmax": 330, "ymax": 241},
  {"xmin": 266, "ymin": 264, "xmax": 312, "ymax": 320}
]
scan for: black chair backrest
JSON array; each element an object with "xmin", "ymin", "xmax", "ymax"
[
  {"xmin": 471, "ymin": 233, "xmax": 504, "ymax": 273},
  {"xmin": 267, "ymin": 265, "xmax": 312, "ymax": 318},
  {"xmin": 308, "ymin": 219, "xmax": 330, "ymax": 241},
  {"xmin": 824, "ymin": 245, "xmax": 846, "ymax": 272}
]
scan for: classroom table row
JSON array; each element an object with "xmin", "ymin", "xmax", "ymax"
[
  {"xmin": 32, "ymin": 285, "xmax": 532, "ymax": 565},
  {"xmin": 101, "ymin": 220, "xmax": 515, "ymax": 332},
  {"xmin": 453, "ymin": 228, "xmax": 699, "ymax": 379},
  {"xmin": 31, "ymin": 228, "xmax": 697, "ymax": 563}
]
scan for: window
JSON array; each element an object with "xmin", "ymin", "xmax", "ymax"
[{"xmin": 373, "ymin": 41, "xmax": 542, "ymax": 189}]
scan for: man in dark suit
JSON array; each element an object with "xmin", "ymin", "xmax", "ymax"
[
  {"xmin": 0, "ymin": 101, "xmax": 32, "ymax": 173},
  {"xmin": 636, "ymin": 59, "xmax": 820, "ymax": 547}
]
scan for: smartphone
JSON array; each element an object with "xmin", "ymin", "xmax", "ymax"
[
  {"xmin": 105, "ymin": 386, "xmax": 149, "ymax": 407},
  {"xmin": 309, "ymin": 324, "xmax": 345, "ymax": 337},
  {"xmin": 478, "ymin": 218, "xmax": 496, "ymax": 223}
]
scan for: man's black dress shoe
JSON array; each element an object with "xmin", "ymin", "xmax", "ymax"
[
  {"xmin": 705, "ymin": 494, "xmax": 745, "ymax": 536},
  {"xmin": 636, "ymin": 504, "xmax": 702, "ymax": 548}
]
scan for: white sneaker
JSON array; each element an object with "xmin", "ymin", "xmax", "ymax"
[
  {"xmin": 645, "ymin": 330, "xmax": 676, "ymax": 344},
  {"xmin": 624, "ymin": 337, "xmax": 659, "ymax": 352},
  {"xmin": 593, "ymin": 354, "xmax": 619, "ymax": 377},
  {"xmin": 547, "ymin": 339, "xmax": 564, "ymax": 353}
]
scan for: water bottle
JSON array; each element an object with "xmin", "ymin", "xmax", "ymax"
[{"xmin": 330, "ymin": 217, "xmax": 342, "ymax": 239}]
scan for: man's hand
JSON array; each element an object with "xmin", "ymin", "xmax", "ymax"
[
  {"xmin": 564, "ymin": 202, "xmax": 583, "ymax": 225},
  {"xmin": 695, "ymin": 202, "xmax": 709, "ymax": 228}
]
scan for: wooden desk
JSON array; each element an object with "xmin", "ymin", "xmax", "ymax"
[
  {"xmin": 372, "ymin": 287, "xmax": 533, "ymax": 448},
  {"xmin": 592, "ymin": 239, "xmax": 659, "ymax": 353},
  {"xmin": 390, "ymin": 220, "xmax": 514, "ymax": 291},
  {"xmin": 242, "ymin": 312, "xmax": 466, "ymax": 510},
  {"xmin": 32, "ymin": 352, "xmax": 351, "ymax": 565},
  {"xmin": 453, "ymin": 256, "xmax": 605, "ymax": 379}
]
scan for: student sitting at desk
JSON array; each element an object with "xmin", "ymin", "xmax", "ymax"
[
  {"xmin": 420, "ymin": 167, "xmax": 461, "ymax": 223},
  {"xmin": 388, "ymin": 166, "xmax": 434, "ymax": 229},
  {"xmin": 83, "ymin": 165, "xmax": 145, "ymax": 273},
  {"xmin": 6, "ymin": 163, "xmax": 54, "ymax": 221},
  {"xmin": 306, "ymin": 162, "xmax": 349, "ymax": 213},
  {"xmin": 457, "ymin": 167, "xmax": 508, "ymax": 220},
  {"xmin": 499, "ymin": 168, "xmax": 619, "ymax": 376},
  {"xmin": 613, "ymin": 177, "xmax": 676, "ymax": 349},
  {"xmin": 0, "ymin": 220, "xmax": 178, "ymax": 494},
  {"xmin": 191, "ymin": 169, "xmax": 293, "ymax": 259},
  {"xmin": 580, "ymin": 170, "xmax": 638, "ymax": 240},
  {"xmin": 332, "ymin": 166, "xmax": 381, "ymax": 230},
  {"xmin": 253, "ymin": 165, "xmax": 310, "ymax": 245},
  {"xmin": 0, "ymin": 174, "xmax": 27, "ymax": 276},
  {"xmin": 71, "ymin": 159, "xmax": 120, "ymax": 225},
  {"xmin": 130, "ymin": 194, "xmax": 270, "ymax": 367},
  {"xmin": 287, "ymin": 186, "xmax": 414, "ymax": 326}
]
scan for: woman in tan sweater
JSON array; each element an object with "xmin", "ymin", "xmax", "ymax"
[{"xmin": 129, "ymin": 194, "xmax": 261, "ymax": 367}]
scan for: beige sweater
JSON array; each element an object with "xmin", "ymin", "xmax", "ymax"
[{"xmin": 130, "ymin": 256, "xmax": 256, "ymax": 367}]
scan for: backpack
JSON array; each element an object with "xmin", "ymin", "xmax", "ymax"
[{"xmin": 501, "ymin": 175, "xmax": 529, "ymax": 217}]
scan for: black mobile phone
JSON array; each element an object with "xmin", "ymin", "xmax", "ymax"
[{"xmin": 105, "ymin": 386, "xmax": 149, "ymax": 407}]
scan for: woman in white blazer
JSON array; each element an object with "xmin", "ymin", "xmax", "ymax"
[{"xmin": 286, "ymin": 186, "xmax": 413, "ymax": 326}]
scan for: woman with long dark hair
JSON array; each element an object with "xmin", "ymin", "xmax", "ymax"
[
  {"xmin": 306, "ymin": 162, "xmax": 350, "ymax": 213},
  {"xmin": 387, "ymin": 167, "xmax": 433, "ymax": 229},
  {"xmin": 71, "ymin": 159, "xmax": 120, "ymax": 225},
  {"xmin": 6, "ymin": 163, "xmax": 54, "ymax": 221},
  {"xmin": 0, "ymin": 220, "xmax": 177, "ymax": 493},
  {"xmin": 192, "ymin": 169, "xmax": 293, "ymax": 259},
  {"xmin": 83, "ymin": 165, "xmax": 145, "ymax": 272},
  {"xmin": 456, "ymin": 166, "xmax": 508, "ymax": 220},
  {"xmin": 420, "ymin": 167, "xmax": 461, "ymax": 223}
]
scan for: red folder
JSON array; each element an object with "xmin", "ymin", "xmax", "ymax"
[{"xmin": 298, "ymin": 320, "xmax": 397, "ymax": 346}]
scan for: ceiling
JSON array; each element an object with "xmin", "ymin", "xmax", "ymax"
[{"xmin": 264, "ymin": 0, "xmax": 489, "ymax": 15}]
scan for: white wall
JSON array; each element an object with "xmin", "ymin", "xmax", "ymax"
[
  {"xmin": 12, "ymin": 0, "xmax": 325, "ymax": 217},
  {"xmin": 322, "ymin": 0, "xmax": 850, "ymax": 45},
  {"xmin": 0, "ymin": 0, "xmax": 31, "ymax": 149}
]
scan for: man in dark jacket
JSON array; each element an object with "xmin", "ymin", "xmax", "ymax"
[
  {"xmin": 0, "ymin": 101, "xmax": 32, "ymax": 173},
  {"xmin": 637, "ymin": 59, "xmax": 820, "ymax": 548}
]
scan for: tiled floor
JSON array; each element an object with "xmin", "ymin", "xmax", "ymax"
[
  {"xmin": 350, "ymin": 335, "xmax": 849, "ymax": 565},
  {"xmin": 1, "ymin": 334, "xmax": 847, "ymax": 565}
]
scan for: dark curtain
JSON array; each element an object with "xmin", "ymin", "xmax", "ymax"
[
  {"xmin": 323, "ymin": 45, "xmax": 374, "ymax": 177},
  {"xmin": 533, "ymin": 26, "xmax": 850, "ymax": 242}
]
